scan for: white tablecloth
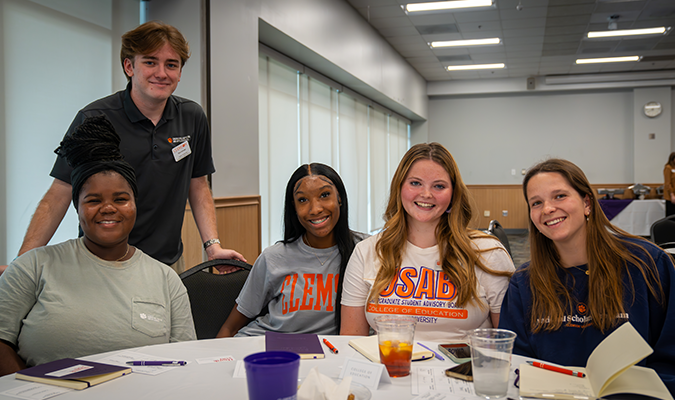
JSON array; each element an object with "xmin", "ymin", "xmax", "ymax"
[
  {"xmin": 0, "ymin": 335, "xmax": 524, "ymax": 400},
  {"xmin": 611, "ymin": 199, "xmax": 665, "ymax": 236}
]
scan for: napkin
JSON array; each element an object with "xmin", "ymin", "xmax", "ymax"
[{"xmin": 297, "ymin": 367, "xmax": 352, "ymax": 400}]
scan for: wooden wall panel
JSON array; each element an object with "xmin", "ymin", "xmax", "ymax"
[
  {"xmin": 181, "ymin": 195, "xmax": 261, "ymax": 271},
  {"xmin": 467, "ymin": 185, "xmax": 528, "ymax": 230},
  {"xmin": 466, "ymin": 183, "xmax": 662, "ymax": 231}
]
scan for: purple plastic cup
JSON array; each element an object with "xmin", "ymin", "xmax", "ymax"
[{"xmin": 244, "ymin": 351, "xmax": 300, "ymax": 400}]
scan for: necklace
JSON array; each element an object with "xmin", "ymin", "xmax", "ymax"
[
  {"xmin": 570, "ymin": 265, "xmax": 589, "ymax": 275},
  {"xmin": 116, "ymin": 245, "xmax": 130, "ymax": 262},
  {"xmin": 304, "ymin": 235, "xmax": 336, "ymax": 266}
]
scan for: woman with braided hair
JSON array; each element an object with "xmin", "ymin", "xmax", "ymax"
[{"xmin": 0, "ymin": 116, "xmax": 195, "ymax": 376}]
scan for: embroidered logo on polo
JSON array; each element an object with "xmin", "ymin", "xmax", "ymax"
[
  {"xmin": 536, "ymin": 301, "xmax": 628, "ymax": 329},
  {"xmin": 279, "ymin": 273, "xmax": 338, "ymax": 315},
  {"xmin": 366, "ymin": 266, "xmax": 465, "ymax": 322},
  {"xmin": 167, "ymin": 135, "xmax": 191, "ymax": 144}
]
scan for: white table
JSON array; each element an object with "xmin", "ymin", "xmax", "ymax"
[
  {"xmin": 609, "ymin": 199, "xmax": 665, "ymax": 236},
  {"xmin": 0, "ymin": 335, "xmax": 523, "ymax": 400}
]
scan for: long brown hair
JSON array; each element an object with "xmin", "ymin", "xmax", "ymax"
[
  {"xmin": 368, "ymin": 143, "xmax": 512, "ymax": 308},
  {"xmin": 523, "ymin": 158, "xmax": 664, "ymax": 333},
  {"xmin": 667, "ymin": 152, "xmax": 675, "ymax": 167}
]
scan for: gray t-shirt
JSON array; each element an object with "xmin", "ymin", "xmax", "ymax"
[
  {"xmin": 235, "ymin": 238, "xmax": 342, "ymax": 336},
  {"xmin": 0, "ymin": 238, "xmax": 196, "ymax": 366}
]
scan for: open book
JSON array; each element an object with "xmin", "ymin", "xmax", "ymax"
[
  {"xmin": 519, "ymin": 322, "xmax": 672, "ymax": 400},
  {"xmin": 16, "ymin": 358, "xmax": 132, "ymax": 390},
  {"xmin": 348, "ymin": 335, "xmax": 434, "ymax": 362}
]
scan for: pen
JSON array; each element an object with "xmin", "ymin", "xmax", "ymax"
[
  {"xmin": 126, "ymin": 361, "xmax": 187, "ymax": 366},
  {"xmin": 323, "ymin": 338, "xmax": 338, "ymax": 354},
  {"xmin": 416, "ymin": 342, "xmax": 445, "ymax": 361},
  {"xmin": 527, "ymin": 361, "xmax": 585, "ymax": 378}
]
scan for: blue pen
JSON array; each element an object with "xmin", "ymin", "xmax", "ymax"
[
  {"xmin": 416, "ymin": 342, "xmax": 445, "ymax": 361},
  {"xmin": 126, "ymin": 360, "xmax": 187, "ymax": 366}
]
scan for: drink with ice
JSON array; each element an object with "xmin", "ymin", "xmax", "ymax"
[
  {"xmin": 378, "ymin": 340, "xmax": 413, "ymax": 377},
  {"xmin": 374, "ymin": 315, "xmax": 416, "ymax": 378}
]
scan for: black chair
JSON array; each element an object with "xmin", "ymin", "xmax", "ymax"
[
  {"xmin": 487, "ymin": 219, "xmax": 512, "ymax": 258},
  {"xmin": 650, "ymin": 215, "xmax": 675, "ymax": 246},
  {"xmin": 179, "ymin": 259, "xmax": 253, "ymax": 340}
]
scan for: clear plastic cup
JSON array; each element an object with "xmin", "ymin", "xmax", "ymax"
[
  {"xmin": 374, "ymin": 315, "xmax": 417, "ymax": 377},
  {"xmin": 468, "ymin": 328, "xmax": 517, "ymax": 399}
]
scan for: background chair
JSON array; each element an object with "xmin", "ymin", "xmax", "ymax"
[
  {"xmin": 487, "ymin": 219, "xmax": 512, "ymax": 258},
  {"xmin": 179, "ymin": 259, "xmax": 253, "ymax": 340},
  {"xmin": 650, "ymin": 215, "xmax": 675, "ymax": 246}
]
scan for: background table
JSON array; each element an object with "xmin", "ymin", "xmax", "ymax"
[
  {"xmin": 599, "ymin": 199, "xmax": 665, "ymax": 236},
  {"xmin": 0, "ymin": 335, "xmax": 523, "ymax": 400}
]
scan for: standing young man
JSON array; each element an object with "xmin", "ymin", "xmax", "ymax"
[{"xmin": 7, "ymin": 21, "xmax": 244, "ymax": 274}]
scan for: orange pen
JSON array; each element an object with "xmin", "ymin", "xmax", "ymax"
[{"xmin": 323, "ymin": 338, "xmax": 338, "ymax": 354}]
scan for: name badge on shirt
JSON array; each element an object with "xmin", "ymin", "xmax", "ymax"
[{"xmin": 172, "ymin": 141, "xmax": 191, "ymax": 162}]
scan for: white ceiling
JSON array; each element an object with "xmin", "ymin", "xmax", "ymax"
[{"xmin": 345, "ymin": 0, "xmax": 675, "ymax": 82}]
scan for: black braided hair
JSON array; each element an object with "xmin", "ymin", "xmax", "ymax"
[{"xmin": 54, "ymin": 115, "xmax": 138, "ymax": 209}]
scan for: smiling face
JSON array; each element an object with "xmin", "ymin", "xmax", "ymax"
[
  {"xmin": 78, "ymin": 171, "xmax": 136, "ymax": 255},
  {"xmin": 123, "ymin": 41, "xmax": 182, "ymax": 108},
  {"xmin": 401, "ymin": 159, "xmax": 453, "ymax": 231},
  {"xmin": 293, "ymin": 175, "xmax": 340, "ymax": 249},
  {"xmin": 526, "ymin": 172, "xmax": 591, "ymax": 253}
]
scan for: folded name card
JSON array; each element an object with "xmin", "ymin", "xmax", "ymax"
[{"xmin": 338, "ymin": 358, "xmax": 390, "ymax": 390}]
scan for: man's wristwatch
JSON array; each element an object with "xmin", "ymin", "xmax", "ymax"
[{"xmin": 203, "ymin": 238, "xmax": 221, "ymax": 249}]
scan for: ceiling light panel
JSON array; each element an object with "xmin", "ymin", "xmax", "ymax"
[
  {"xmin": 588, "ymin": 27, "xmax": 668, "ymax": 38},
  {"xmin": 431, "ymin": 38, "xmax": 501, "ymax": 47},
  {"xmin": 575, "ymin": 56, "xmax": 640, "ymax": 64},
  {"xmin": 446, "ymin": 63, "xmax": 505, "ymax": 70},
  {"xmin": 406, "ymin": 0, "xmax": 493, "ymax": 13}
]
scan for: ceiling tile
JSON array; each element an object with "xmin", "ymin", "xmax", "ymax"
[
  {"xmin": 547, "ymin": 4, "xmax": 596, "ymax": 17},
  {"xmin": 344, "ymin": 0, "xmax": 675, "ymax": 82},
  {"xmin": 452, "ymin": 10, "xmax": 501, "ymax": 23},
  {"xmin": 377, "ymin": 26, "xmax": 420, "ymax": 37},
  {"xmin": 370, "ymin": 16, "xmax": 413, "ymax": 28},
  {"xmin": 416, "ymin": 23, "xmax": 459, "ymax": 35}
]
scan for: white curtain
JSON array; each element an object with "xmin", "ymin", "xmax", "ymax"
[{"xmin": 259, "ymin": 54, "xmax": 410, "ymax": 248}]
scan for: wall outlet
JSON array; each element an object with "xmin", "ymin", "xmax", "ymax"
[
  {"xmin": 511, "ymin": 169, "xmax": 516, "ymax": 176},
  {"xmin": 484, "ymin": 210, "xmax": 490, "ymax": 217},
  {"xmin": 502, "ymin": 210, "xmax": 508, "ymax": 217}
]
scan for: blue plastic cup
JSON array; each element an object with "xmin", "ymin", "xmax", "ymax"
[{"xmin": 244, "ymin": 351, "xmax": 300, "ymax": 400}]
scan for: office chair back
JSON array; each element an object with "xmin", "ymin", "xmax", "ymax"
[
  {"xmin": 179, "ymin": 259, "xmax": 253, "ymax": 340},
  {"xmin": 650, "ymin": 215, "xmax": 675, "ymax": 246},
  {"xmin": 487, "ymin": 219, "xmax": 512, "ymax": 258}
]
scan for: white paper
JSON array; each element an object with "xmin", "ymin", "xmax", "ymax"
[
  {"xmin": 196, "ymin": 355, "xmax": 235, "ymax": 364},
  {"xmin": 411, "ymin": 366, "xmax": 480, "ymax": 398},
  {"xmin": 96, "ymin": 350, "xmax": 181, "ymax": 375},
  {"xmin": 1, "ymin": 383, "xmax": 71, "ymax": 400},
  {"xmin": 44, "ymin": 365, "xmax": 93, "ymax": 377}
]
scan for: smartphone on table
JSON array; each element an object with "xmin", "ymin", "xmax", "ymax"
[
  {"xmin": 445, "ymin": 362, "xmax": 473, "ymax": 381},
  {"xmin": 438, "ymin": 343, "xmax": 471, "ymax": 364}
]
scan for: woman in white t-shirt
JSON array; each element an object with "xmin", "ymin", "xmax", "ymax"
[{"xmin": 340, "ymin": 142, "xmax": 514, "ymax": 341}]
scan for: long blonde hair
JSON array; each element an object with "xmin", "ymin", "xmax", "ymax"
[
  {"xmin": 368, "ymin": 143, "xmax": 512, "ymax": 307},
  {"xmin": 523, "ymin": 159, "xmax": 665, "ymax": 333}
]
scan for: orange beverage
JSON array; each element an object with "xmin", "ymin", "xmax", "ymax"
[{"xmin": 378, "ymin": 340, "xmax": 413, "ymax": 377}]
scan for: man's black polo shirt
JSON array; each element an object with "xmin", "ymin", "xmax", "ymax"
[{"xmin": 51, "ymin": 83, "xmax": 215, "ymax": 264}]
